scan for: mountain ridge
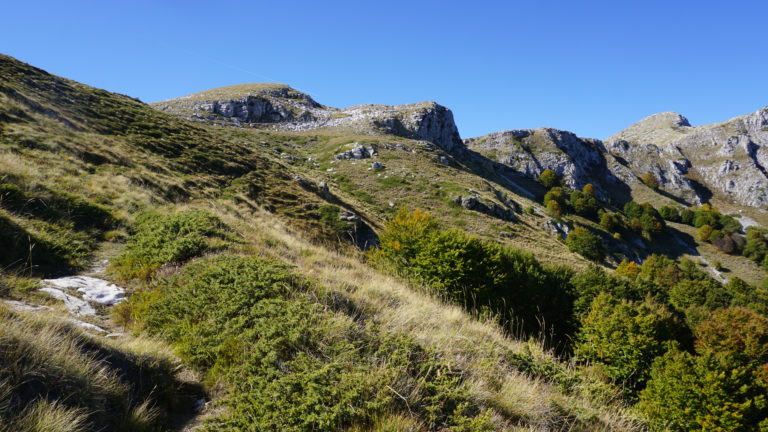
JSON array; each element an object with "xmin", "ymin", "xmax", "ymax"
[{"xmin": 155, "ymin": 79, "xmax": 768, "ymax": 211}]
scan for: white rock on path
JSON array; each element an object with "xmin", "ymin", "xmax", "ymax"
[
  {"xmin": 41, "ymin": 276, "xmax": 125, "ymax": 305},
  {"xmin": 67, "ymin": 318, "xmax": 107, "ymax": 333},
  {"xmin": 39, "ymin": 287, "xmax": 96, "ymax": 316},
  {"xmin": 2, "ymin": 300, "xmax": 50, "ymax": 312}
]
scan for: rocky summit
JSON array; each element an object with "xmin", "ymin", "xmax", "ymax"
[
  {"xmin": 606, "ymin": 107, "xmax": 768, "ymax": 207},
  {"xmin": 153, "ymin": 83, "xmax": 464, "ymax": 153},
  {"xmin": 467, "ymin": 107, "xmax": 768, "ymax": 209},
  {"xmin": 158, "ymin": 81, "xmax": 768, "ymax": 212}
]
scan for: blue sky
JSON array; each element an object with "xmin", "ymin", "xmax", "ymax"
[{"xmin": 2, "ymin": 1, "xmax": 767, "ymax": 139}]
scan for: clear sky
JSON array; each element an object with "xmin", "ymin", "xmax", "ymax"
[{"xmin": 2, "ymin": 0, "xmax": 767, "ymax": 139}]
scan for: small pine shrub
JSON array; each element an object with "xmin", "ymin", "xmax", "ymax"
[
  {"xmin": 538, "ymin": 169, "xmax": 560, "ymax": 189},
  {"xmin": 641, "ymin": 172, "xmax": 660, "ymax": 190},
  {"xmin": 123, "ymin": 254, "xmax": 493, "ymax": 431},
  {"xmin": 111, "ymin": 210, "xmax": 232, "ymax": 280}
]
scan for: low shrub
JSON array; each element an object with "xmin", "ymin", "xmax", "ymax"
[
  {"xmin": 110, "ymin": 210, "xmax": 232, "ymax": 280},
  {"xmin": 124, "ymin": 254, "xmax": 493, "ymax": 431}
]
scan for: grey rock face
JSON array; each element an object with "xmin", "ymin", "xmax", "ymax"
[
  {"xmin": 543, "ymin": 219, "xmax": 570, "ymax": 239},
  {"xmin": 607, "ymin": 107, "xmax": 768, "ymax": 207},
  {"xmin": 335, "ymin": 143, "xmax": 377, "ymax": 160},
  {"xmin": 465, "ymin": 128, "xmax": 624, "ymax": 199},
  {"xmin": 453, "ymin": 195, "xmax": 517, "ymax": 221},
  {"xmin": 154, "ymin": 85, "xmax": 463, "ymax": 153}
]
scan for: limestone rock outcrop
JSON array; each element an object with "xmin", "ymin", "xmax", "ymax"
[
  {"xmin": 606, "ymin": 107, "xmax": 768, "ymax": 207},
  {"xmin": 153, "ymin": 84, "xmax": 463, "ymax": 153},
  {"xmin": 464, "ymin": 128, "xmax": 625, "ymax": 199}
]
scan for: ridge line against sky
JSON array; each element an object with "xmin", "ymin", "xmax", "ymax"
[{"xmin": 2, "ymin": 0, "xmax": 767, "ymax": 140}]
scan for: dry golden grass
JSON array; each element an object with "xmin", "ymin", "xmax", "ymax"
[{"xmin": 0, "ymin": 305, "xmax": 195, "ymax": 432}]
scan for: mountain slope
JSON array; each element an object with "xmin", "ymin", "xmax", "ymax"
[{"xmin": 0, "ymin": 54, "xmax": 649, "ymax": 431}]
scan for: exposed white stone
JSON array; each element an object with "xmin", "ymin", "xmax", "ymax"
[
  {"xmin": 39, "ymin": 287, "xmax": 96, "ymax": 316},
  {"xmin": 41, "ymin": 276, "xmax": 125, "ymax": 305},
  {"xmin": 2, "ymin": 300, "xmax": 50, "ymax": 312},
  {"xmin": 68, "ymin": 319, "xmax": 107, "ymax": 333}
]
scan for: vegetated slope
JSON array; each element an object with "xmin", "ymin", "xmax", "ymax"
[
  {"xmin": 0, "ymin": 55, "xmax": 645, "ymax": 431},
  {"xmin": 0, "ymin": 306, "xmax": 201, "ymax": 432},
  {"xmin": 152, "ymin": 74, "xmax": 768, "ymax": 431}
]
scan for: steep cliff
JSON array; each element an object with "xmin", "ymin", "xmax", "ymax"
[
  {"xmin": 153, "ymin": 85, "xmax": 463, "ymax": 153},
  {"xmin": 464, "ymin": 128, "xmax": 625, "ymax": 198}
]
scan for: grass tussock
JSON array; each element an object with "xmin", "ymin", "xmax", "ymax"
[{"xmin": 0, "ymin": 306, "xmax": 200, "ymax": 432}]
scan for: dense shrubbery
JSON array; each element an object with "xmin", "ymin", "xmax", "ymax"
[
  {"xmin": 123, "ymin": 254, "xmax": 493, "ymax": 431},
  {"xmin": 373, "ymin": 209, "xmax": 768, "ymax": 428},
  {"xmin": 566, "ymin": 227, "xmax": 605, "ymax": 261},
  {"xmin": 744, "ymin": 227, "xmax": 768, "ymax": 268},
  {"xmin": 661, "ymin": 203, "xmax": 748, "ymax": 254},
  {"xmin": 372, "ymin": 208, "xmax": 576, "ymax": 339},
  {"xmin": 574, "ymin": 293, "xmax": 681, "ymax": 392},
  {"xmin": 623, "ymin": 201, "xmax": 665, "ymax": 239},
  {"xmin": 639, "ymin": 308, "xmax": 768, "ymax": 431},
  {"xmin": 111, "ymin": 210, "xmax": 232, "ymax": 280},
  {"xmin": 542, "ymin": 183, "xmax": 600, "ymax": 219}
]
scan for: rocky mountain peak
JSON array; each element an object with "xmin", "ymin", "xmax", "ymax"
[
  {"xmin": 605, "ymin": 106, "xmax": 768, "ymax": 207},
  {"xmin": 606, "ymin": 111, "xmax": 691, "ymax": 148},
  {"xmin": 153, "ymin": 85, "xmax": 463, "ymax": 153}
]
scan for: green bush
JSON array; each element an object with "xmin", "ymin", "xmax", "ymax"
[
  {"xmin": 659, "ymin": 205, "xmax": 681, "ymax": 222},
  {"xmin": 574, "ymin": 293, "xmax": 680, "ymax": 391},
  {"xmin": 569, "ymin": 266, "xmax": 641, "ymax": 319},
  {"xmin": 538, "ymin": 169, "xmax": 560, "ymax": 189},
  {"xmin": 744, "ymin": 227, "xmax": 768, "ymax": 264},
  {"xmin": 623, "ymin": 202, "xmax": 665, "ymax": 239},
  {"xmin": 641, "ymin": 172, "xmax": 660, "ymax": 190},
  {"xmin": 373, "ymin": 209, "xmax": 576, "ymax": 340},
  {"xmin": 111, "ymin": 210, "xmax": 231, "ymax": 280},
  {"xmin": 569, "ymin": 185, "xmax": 599, "ymax": 218},
  {"xmin": 599, "ymin": 212, "xmax": 620, "ymax": 232},
  {"xmin": 639, "ymin": 308, "xmax": 768, "ymax": 431},
  {"xmin": 566, "ymin": 227, "xmax": 605, "ymax": 261},
  {"xmin": 680, "ymin": 208, "xmax": 695, "ymax": 225}
]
